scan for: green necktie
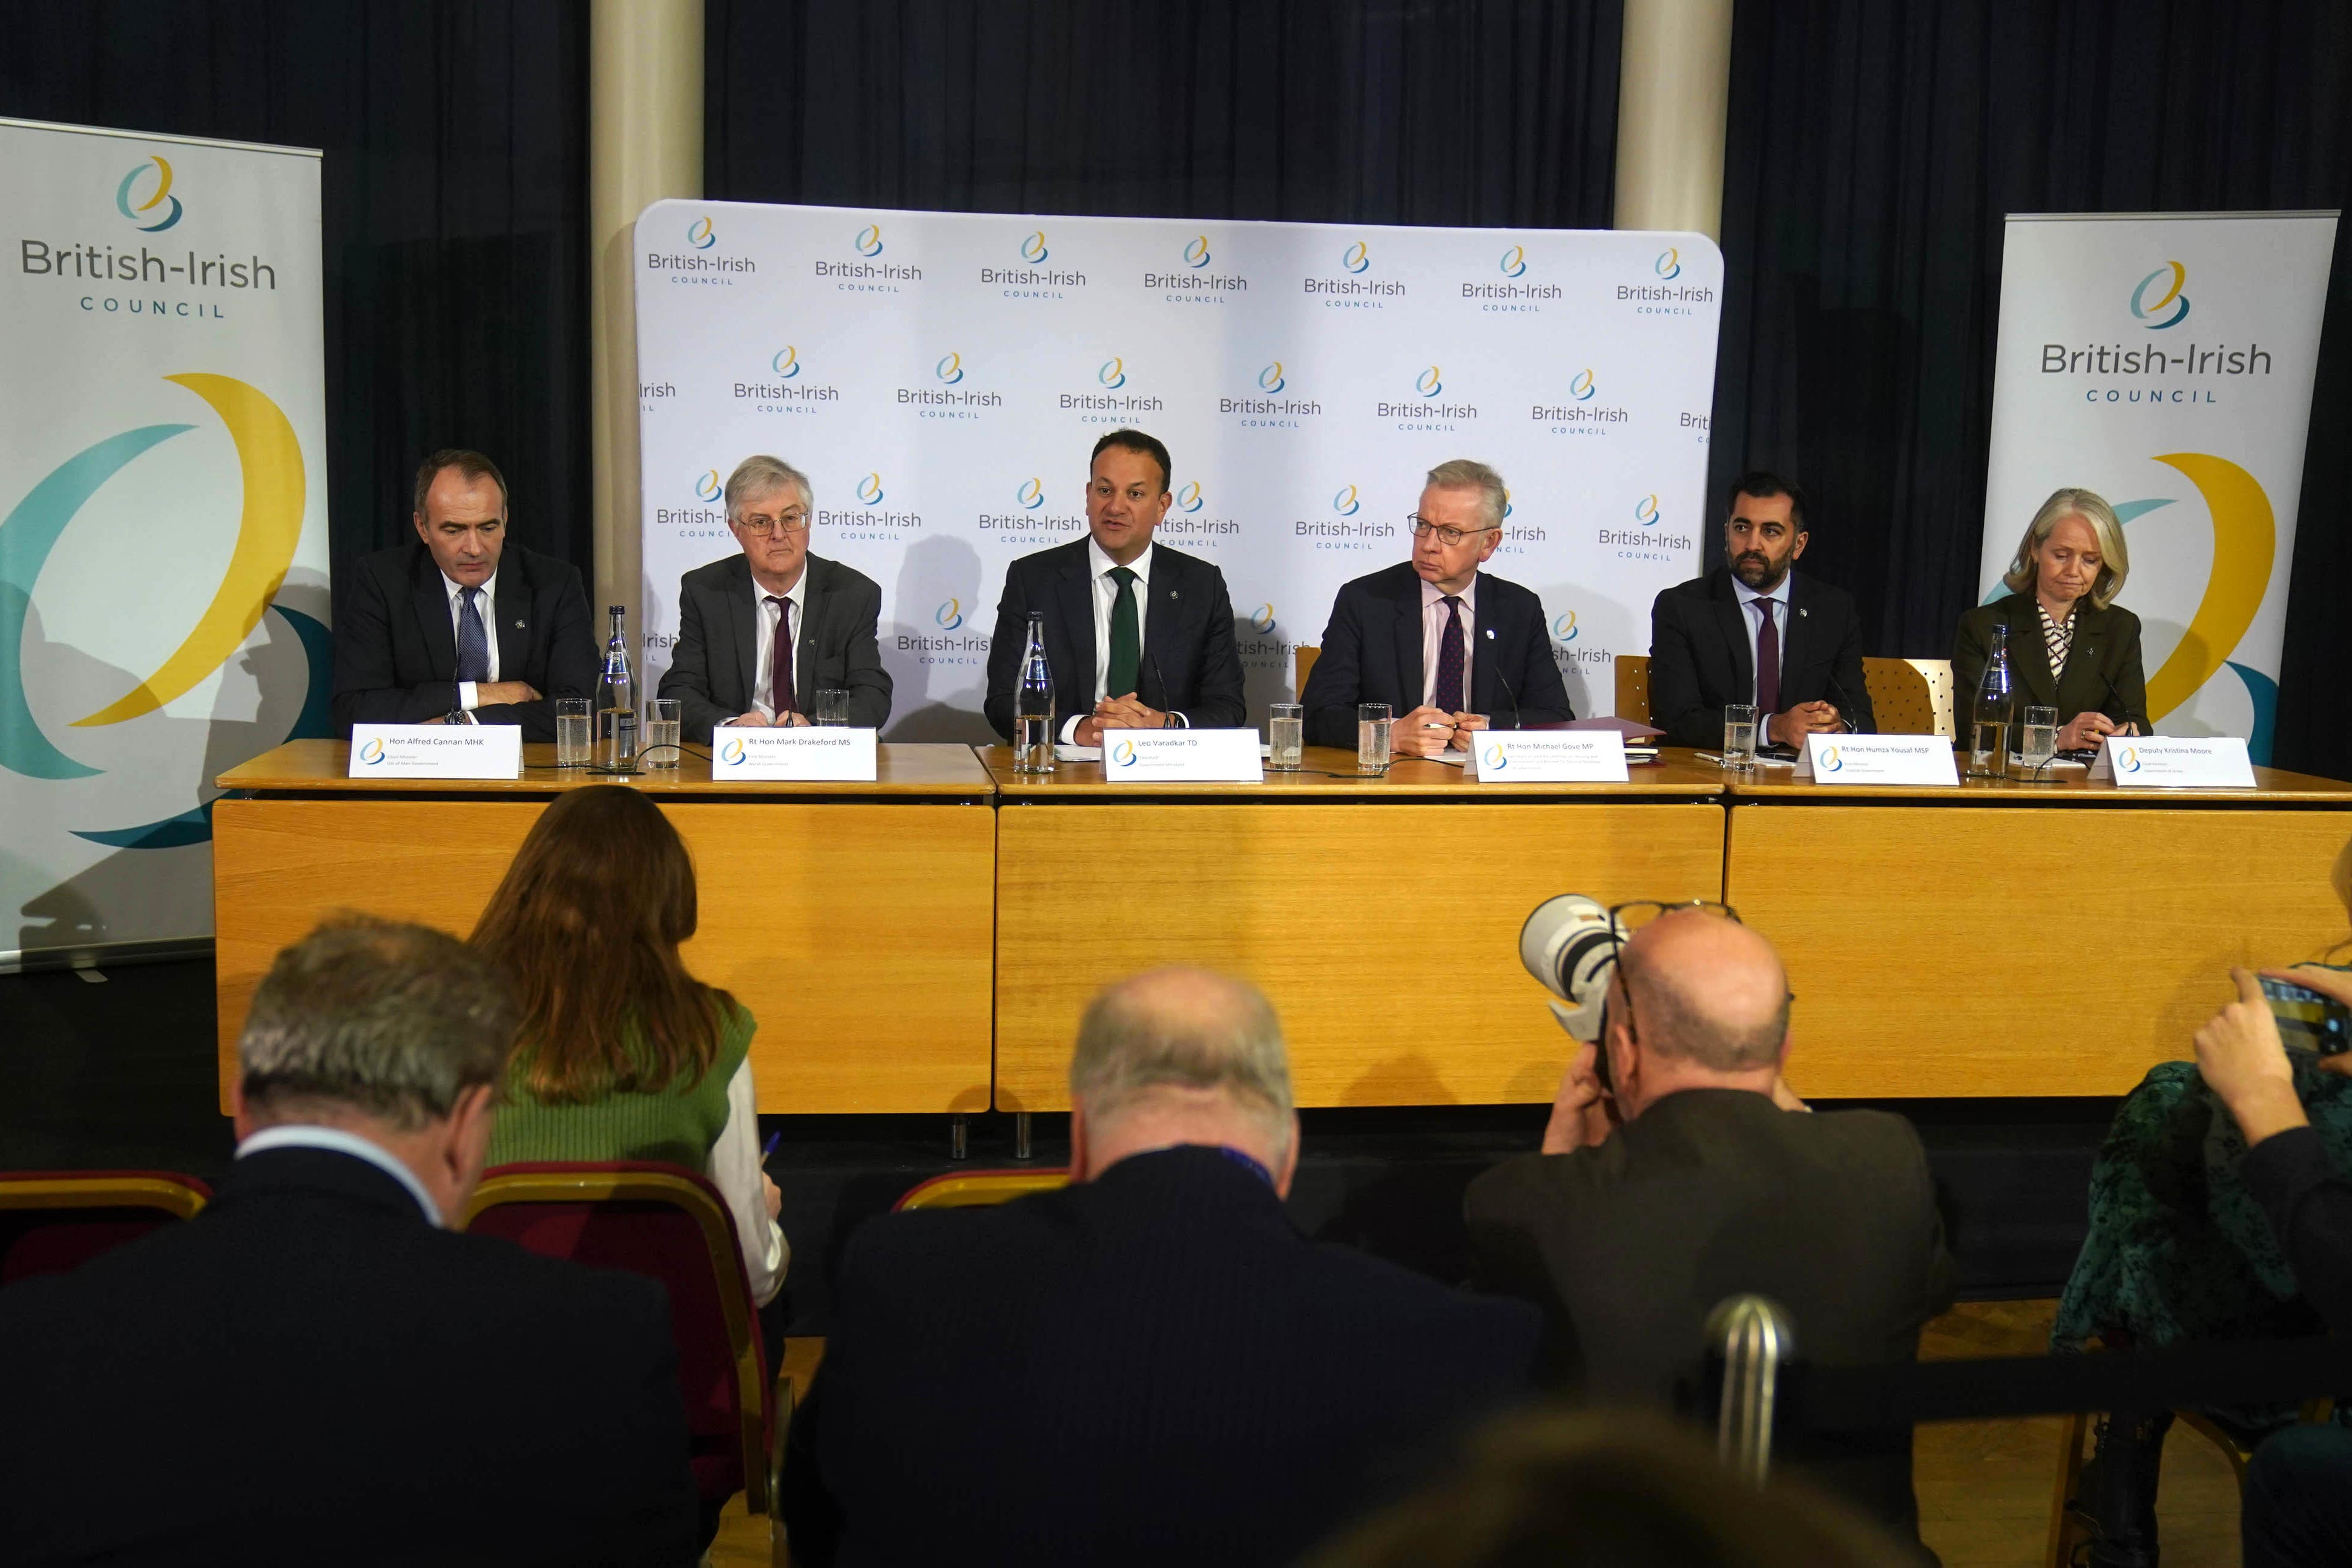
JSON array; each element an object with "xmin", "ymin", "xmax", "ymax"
[{"xmin": 1105, "ymin": 565, "xmax": 1141, "ymax": 697}]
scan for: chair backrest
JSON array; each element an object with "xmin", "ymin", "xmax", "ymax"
[
  {"xmin": 461, "ymin": 1162, "xmax": 769, "ymax": 1512},
  {"xmin": 1616, "ymin": 654, "xmax": 1653, "ymax": 724},
  {"xmin": 0, "ymin": 1170, "xmax": 211, "ymax": 1286},
  {"xmin": 895, "ymin": 1169, "xmax": 1072, "ymax": 1211},
  {"xmin": 1865, "ymin": 656, "xmax": 1954, "ymax": 739},
  {"xmin": 1294, "ymin": 644, "xmax": 1320, "ymax": 697}
]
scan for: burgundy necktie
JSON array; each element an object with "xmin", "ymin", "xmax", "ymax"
[
  {"xmin": 1753, "ymin": 599, "xmax": 1780, "ymax": 716},
  {"xmin": 1434, "ymin": 595, "xmax": 1466, "ymax": 713},
  {"xmin": 767, "ymin": 595, "xmax": 796, "ymax": 717}
]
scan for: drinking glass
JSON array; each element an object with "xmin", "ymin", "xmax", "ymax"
[
  {"xmin": 813, "ymin": 688, "xmax": 851, "ymax": 727},
  {"xmin": 1722, "ymin": 705, "xmax": 1758, "ymax": 771},
  {"xmin": 1267, "ymin": 702, "xmax": 1305, "ymax": 771},
  {"xmin": 2018, "ymin": 705, "xmax": 2058, "ymax": 780},
  {"xmin": 642, "ymin": 698, "xmax": 682, "ymax": 769},
  {"xmin": 555, "ymin": 697, "xmax": 592, "ymax": 768},
  {"xmin": 1357, "ymin": 702, "xmax": 1392, "ymax": 774}
]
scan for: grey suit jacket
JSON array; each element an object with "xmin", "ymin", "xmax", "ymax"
[{"xmin": 657, "ymin": 552, "xmax": 892, "ymax": 742}]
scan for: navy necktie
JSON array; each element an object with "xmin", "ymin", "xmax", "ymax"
[
  {"xmin": 1433, "ymin": 595, "xmax": 1466, "ymax": 713},
  {"xmin": 455, "ymin": 587, "xmax": 489, "ymax": 684}
]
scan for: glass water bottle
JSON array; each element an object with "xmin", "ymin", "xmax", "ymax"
[
  {"xmin": 595, "ymin": 604, "xmax": 638, "ymax": 771},
  {"xmin": 1968, "ymin": 622, "xmax": 2014, "ymax": 779},
  {"xmin": 1013, "ymin": 611, "xmax": 1056, "ymax": 774}
]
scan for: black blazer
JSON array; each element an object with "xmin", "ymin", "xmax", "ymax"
[
  {"xmin": 1647, "ymin": 568, "xmax": 1874, "ymax": 749},
  {"xmin": 1299, "ymin": 562, "xmax": 1576, "ymax": 748},
  {"xmin": 331, "ymin": 541, "xmax": 598, "ymax": 741},
  {"xmin": 656, "ymin": 553, "xmax": 893, "ymax": 743},
  {"xmin": 982, "ymin": 538, "xmax": 1247, "ymax": 738},
  {"xmin": 1953, "ymin": 592, "xmax": 2150, "ymax": 737},
  {"xmin": 783, "ymin": 1147, "xmax": 1538, "ymax": 1568},
  {"xmin": 1466, "ymin": 1090, "xmax": 1954, "ymax": 1549},
  {"xmin": 0, "ymin": 1147, "xmax": 697, "ymax": 1567}
]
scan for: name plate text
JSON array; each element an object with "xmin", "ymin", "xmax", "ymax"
[
  {"xmin": 1101, "ymin": 728, "xmax": 1263, "ymax": 783},
  {"xmin": 348, "ymin": 724, "xmax": 522, "ymax": 780},
  {"xmin": 713, "ymin": 727, "xmax": 878, "ymax": 781},
  {"xmin": 2090, "ymin": 736, "xmax": 2256, "ymax": 788},
  {"xmin": 1793, "ymin": 733, "xmax": 1958, "ymax": 786},
  {"xmin": 1471, "ymin": 731, "xmax": 1629, "ymax": 783}
]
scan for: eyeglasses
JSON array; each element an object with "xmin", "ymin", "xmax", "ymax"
[
  {"xmin": 737, "ymin": 511, "xmax": 809, "ymax": 536},
  {"xmin": 1405, "ymin": 514, "xmax": 1501, "ymax": 547},
  {"xmin": 1600, "ymin": 900, "xmax": 1795, "ymax": 1047}
]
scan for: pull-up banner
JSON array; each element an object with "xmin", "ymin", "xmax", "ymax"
[
  {"xmin": 0, "ymin": 118, "xmax": 330, "ymax": 965},
  {"xmin": 633, "ymin": 202, "xmax": 1724, "ymax": 739},
  {"xmin": 1978, "ymin": 211, "xmax": 2337, "ymax": 760}
]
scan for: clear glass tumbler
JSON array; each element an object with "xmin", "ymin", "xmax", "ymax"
[
  {"xmin": 1357, "ymin": 702, "xmax": 1392, "ymax": 774},
  {"xmin": 814, "ymin": 688, "xmax": 851, "ymax": 727},
  {"xmin": 1722, "ymin": 705, "xmax": 1759, "ymax": 771},
  {"xmin": 2018, "ymin": 705, "xmax": 2058, "ymax": 780},
  {"xmin": 642, "ymin": 698, "xmax": 681, "ymax": 769},
  {"xmin": 555, "ymin": 697, "xmax": 592, "ymax": 768},
  {"xmin": 1268, "ymin": 702, "xmax": 1304, "ymax": 771}
]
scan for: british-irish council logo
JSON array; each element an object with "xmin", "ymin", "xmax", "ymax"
[
  {"xmin": 1499, "ymin": 245, "xmax": 1527, "ymax": 278},
  {"xmin": 771, "ymin": 345, "xmax": 800, "ymax": 378},
  {"xmin": 1176, "ymin": 481, "xmax": 1204, "ymax": 513},
  {"xmin": 1570, "ymin": 368, "xmax": 1596, "ymax": 401},
  {"xmin": 1251, "ymin": 604, "xmax": 1276, "ymax": 634},
  {"xmin": 1098, "ymin": 356, "xmax": 1127, "ymax": 389},
  {"xmin": 935, "ymin": 599, "xmax": 964, "ymax": 631},
  {"xmin": 1184, "ymin": 235, "xmax": 1212, "ymax": 268},
  {"xmin": 1415, "ymin": 365, "xmax": 1444, "ymax": 397},
  {"xmin": 116, "ymin": 157, "xmax": 183, "ymax": 232},
  {"xmin": 1343, "ymin": 240, "xmax": 1370, "ymax": 274},
  {"xmin": 1820, "ymin": 746, "xmax": 1844, "ymax": 773},
  {"xmin": 854, "ymin": 223, "xmax": 884, "ymax": 257},
  {"xmin": 855, "ymin": 473, "xmax": 884, "ymax": 504},
  {"xmin": 1259, "ymin": 361, "xmax": 1286, "ymax": 393},
  {"xmin": 1552, "ymin": 610, "xmax": 1578, "ymax": 642},
  {"xmin": 2130, "ymin": 261, "xmax": 2191, "ymax": 330},
  {"xmin": 687, "ymin": 216, "xmax": 716, "ymax": 249},
  {"xmin": 1655, "ymin": 247, "xmax": 1681, "ymax": 280},
  {"xmin": 1333, "ymin": 484, "xmax": 1361, "ymax": 516},
  {"xmin": 1634, "ymin": 493, "xmax": 1660, "ymax": 526},
  {"xmin": 694, "ymin": 470, "xmax": 722, "ymax": 503},
  {"xmin": 936, "ymin": 352, "xmax": 964, "ymax": 384},
  {"xmin": 1017, "ymin": 477, "xmax": 1044, "ymax": 509},
  {"xmin": 358, "ymin": 737, "xmax": 387, "ymax": 766},
  {"xmin": 1112, "ymin": 739, "xmax": 1138, "ymax": 765},
  {"xmin": 1020, "ymin": 229, "xmax": 1050, "ymax": 263},
  {"xmin": 2119, "ymin": 746, "xmax": 2143, "ymax": 773},
  {"xmin": 1482, "ymin": 742, "xmax": 1509, "ymax": 771},
  {"xmin": 1503, "ymin": 489, "xmax": 1514, "ymax": 518},
  {"xmin": 720, "ymin": 739, "xmax": 747, "ymax": 765}
]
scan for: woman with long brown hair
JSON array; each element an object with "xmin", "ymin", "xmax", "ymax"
[{"xmin": 472, "ymin": 785, "xmax": 785, "ymax": 1308}]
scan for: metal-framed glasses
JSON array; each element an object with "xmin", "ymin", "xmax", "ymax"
[
  {"xmin": 1405, "ymin": 513, "xmax": 1501, "ymax": 547},
  {"xmin": 1601, "ymin": 900, "xmax": 1794, "ymax": 1045},
  {"xmin": 737, "ymin": 510, "xmax": 809, "ymax": 536}
]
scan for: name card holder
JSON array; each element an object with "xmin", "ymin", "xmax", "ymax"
[
  {"xmin": 2090, "ymin": 736, "xmax": 2256, "ymax": 788},
  {"xmin": 1793, "ymin": 733, "xmax": 1959, "ymax": 786},
  {"xmin": 348, "ymin": 724, "xmax": 522, "ymax": 780},
  {"xmin": 1101, "ymin": 728, "xmax": 1263, "ymax": 783},
  {"xmin": 712, "ymin": 728, "xmax": 878, "ymax": 782},
  {"xmin": 1469, "ymin": 731, "xmax": 1629, "ymax": 783}
]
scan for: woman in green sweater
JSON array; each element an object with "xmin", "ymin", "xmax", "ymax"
[{"xmin": 472, "ymin": 786, "xmax": 786, "ymax": 1313}]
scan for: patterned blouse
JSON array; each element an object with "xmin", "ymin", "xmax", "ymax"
[{"xmin": 2038, "ymin": 601, "xmax": 2076, "ymax": 678}]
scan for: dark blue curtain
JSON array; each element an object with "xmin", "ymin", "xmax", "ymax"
[{"xmin": 0, "ymin": 1, "xmax": 593, "ymax": 587}]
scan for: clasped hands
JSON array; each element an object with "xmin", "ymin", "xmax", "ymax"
[
  {"xmin": 726, "ymin": 710, "xmax": 812, "ymax": 728},
  {"xmin": 2057, "ymin": 711, "xmax": 2137, "ymax": 752},
  {"xmin": 1073, "ymin": 693, "xmax": 1171, "ymax": 748},
  {"xmin": 1764, "ymin": 702, "xmax": 1843, "ymax": 745},
  {"xmin": 1391, "ymin": 706, "xmax": 1489, "ymax": 759}
]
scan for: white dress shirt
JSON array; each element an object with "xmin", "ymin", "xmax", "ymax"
[
  {"xmin": 731, "ymin": 568, "xmax": 808, "ymax": 723},
  {"xmin": 710, "ymin": 1057, "xmax": 789, "ymax": 1305},
  {"xmin": 442, "ymin": 570, "xmax": 500, "ymax": 712},
  {"xmin": 1418, "ymin": 575, "xmax": 1479, "ymax": 710},
  {"xmin": 1061, "ymin": 538, "xmax": 1188, "ymax": 741},
  {"xmin": 236, "ymin": 1124, "xmax": 444, "ymax": 1227},
  {"xmin": 1730, "ymin": 572, "xmax": 1789, "ymax": 709}
]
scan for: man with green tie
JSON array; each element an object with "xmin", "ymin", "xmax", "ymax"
[{"xmin": 983, "ymin": 429, "xmax": 1247, "ymax": 745}]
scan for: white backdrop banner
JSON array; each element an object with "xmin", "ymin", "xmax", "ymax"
[
  {"xmin": 634, "ymin": 202, "xmax": 1723, "ymax": 738},
  {"xmin": 1979, "ymin": 211, "xmax": 2336, "ymax": 760},
  {"xmin": 1, "ymin": 118, "xmax": 329, "ymax": 961}
]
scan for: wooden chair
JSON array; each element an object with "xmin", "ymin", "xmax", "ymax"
[
  {"xmin": 0, "ymin": 1170, "xmax": 211, "ymax": 1285},
  {"xmin": 1294, "ymin": 645, "xmax": 1320, "ymax": 697},
  {"xmin": 1864, "ymin": 656, "xmax": 1954, "ymax": 739},
  {"xmin": 1616, "ymin": 655, "xmax": 1652, "ymax": 725},
  {"xmin": 2044, "ymin": 1393, "xmax": 2335, "ymax": 1565},
  {"xmin": 894, "ymin": 1169, "xmax": 1072, "ymax": 1211}
]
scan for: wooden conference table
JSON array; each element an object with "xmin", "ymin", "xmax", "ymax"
[{"xmin": 212, "ymin": 740, "xmax": 2352, "ymax": 1115}]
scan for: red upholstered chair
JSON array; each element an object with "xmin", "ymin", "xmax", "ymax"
[
  {"xmin": 0, "ymin": 1170, "xmax": 212, "ymax": 1285},
  {"xmin": 894, "ymin": 1168, "xmax": 1072, "ymax": 1211},
  {"xmin": 459, "ymin": 1161, "xmax": 788, "ymax": 1542}
]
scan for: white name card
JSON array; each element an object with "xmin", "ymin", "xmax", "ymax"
[
  {"xmin": 1101, "ymin": 728, "xmax": 1263, "ymax": 783},
  {"xmin": 1793, "ymin": 733, "xmax": 1959, "ymax": 786},
  {"xmin": 2090, "ymin": 736, "xmax": 2256, "ymax": 788},
  {"xmin": 347, "ymin": 723, "xmax": 521, "ymax": 780},
  {"xmin": 712, "ymin": 727, "xmax": 878, "ymax": 781},
  {"xmin": 1470, "ymin": 730, "xmax": 1629, "ymax": 783}
]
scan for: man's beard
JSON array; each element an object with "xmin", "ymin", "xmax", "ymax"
[{"xmin": 1731, "ymin": 552, "xmax": 1784, "ymax": 590}]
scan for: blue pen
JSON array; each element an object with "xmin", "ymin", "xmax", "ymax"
[{"xmin": 762, "ymin": 1130, "xmax": 782, "ymax": 1159}]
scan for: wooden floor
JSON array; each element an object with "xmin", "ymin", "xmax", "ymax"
[{"xmin": 715, "ymin": 1302, "xmax": 2245, "ymax": 1567}]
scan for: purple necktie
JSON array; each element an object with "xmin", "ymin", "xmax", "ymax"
[
  {"xmin": 1754, "ymin": 599, "xmax": 1780, "ymax": 715},
  {"xmin": 1434, "ymin": 595, "xmax": 1466, "ymax": 713},
  {"xmin": 767, "ymin": 596, "xmax": 796, "ymax": 716}
]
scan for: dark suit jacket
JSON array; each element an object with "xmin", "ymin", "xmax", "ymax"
[
  {"xmin": 331, "ymin": 541, "xmax": 598, "ymax": 741},
  {"xmin": 0, "ymin": 1147, "xmax": 697, "ymax": 1567},
  {"xmin": 1299, "ymin": 562, "xmax": 1576, "ymax": 747},
  {"xmin": 656, "ymin": 553, "xmax": 892, "ymax": 742},
  {"xmin": 1647, "ymin": 568, "xmax": 1874, "ymax": 748},
  {"xmin": 1953, "ymin": 592, "xmax": 2150, "ymax": 738},
  {"xmin": 982, "ymin": 538, "xmax": 1247, "ymax": 738},
  {"xmin": 783, "ymin": 1147, "xmax": 1538, "ymax": 1568},
  {"xmin": 1466, "ymin": 1090, "xmax": 1954, "ymax": 1547}
]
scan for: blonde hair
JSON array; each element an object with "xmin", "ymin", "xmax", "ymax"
[{"xmin": 2001, "ymin": 487, "xmax": 2130, "ymax": 610}]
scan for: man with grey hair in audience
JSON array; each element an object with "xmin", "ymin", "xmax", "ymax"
[
  {"xmin": 1300, "ymin": 458, "xmax": 1576, "ymax": 756},
  {"xmin": 0, "ymin": 915, "xmax": 698, "ymax": 1567},
  {"xmin": 1466, "ymin": 905, "xmax": 1953, "ymax": 1557},
  {"xmin": 782, "ymin": 966, "xmax": 1540, "ymax": 1568},
  {"xmin": 659, "ymin": 452, "xmax": 892, "ymax": 740}
]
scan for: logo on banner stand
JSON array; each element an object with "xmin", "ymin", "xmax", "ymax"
[
  {"xmin": 1099, "ymin": 357, "xmax": 1127, "ymax": 389},
  {"xmin": 1415, "ymin": 366, "xmax": 1443, "ymax": 397},
  {"xmin": 1655, "ymin": 247, "xmax": 1682, "ymax": 280},
  {"xmin": 1570, "ymin": 369, "xmax": 1596, "ymax": 401},
  {"xmin": 1020, "ymin": 231, "xmax": 1050, "ymax": 263},
  {"xmin": 771, "ymin": 346, "xmax": 800, "ymax": 378},
  {"xmin": 1634, "ymin": 493, "xmax": 1661, "ymax": 526},
  {"xmin": 1342, "ymin": 241, "xmax": 1370, "ymax": 274},
  {"xmin": 1185, "ymin": 236, "xmax": 1212, "ymax": 268},
  {"xmin": 855, "ymin": 473, "xmax": 885, "ymax": 504},
  {"xmin": 935, "ymin": 599, "xmax": 964, "ymax": 631},
  {"xmin": 1017, "ymin": 478, "xmax": 1044, "ymax": 509},
  {"xmin": 1176, "ymin": 482, "xmax": 1204, "ymax": 513},
  {"xmin": 1499, "ymin": 245, "xmax": 1527, "ymax": 278},
  {"xmin": 1332, "ymin": 484, "xmax": 1360, "ymax": 516},
  {"xmin": 936, "ymin": 352, "xmax": 965, "ymax": 384},
  {"xmin": 116, "ymin": 158, "xmax": 184, "ymax": 232},
  {"xmin": 1552, "ymin": 610, "xmax": 1579, "ymax": 642},
  {"xmin": 854, "ymin": 223, "xmax": 884, "ymax": 257},
  {"xmin": 2130, "ymin": 260, "xmax": 2192, "ymax": 329},
  {"xmin": 1251, "ymin": 604, "xmax": 1277, "ymax": 634},
  {"xmin": 686, "ymin": 216, "xmax": 716, "ymax": 249},
  {"xmin": 1259, "ymin": 361, "xmax": 1286, "ymax": 392},
  {"xmin": 694, "ymin": 470, "xmax": 723, "ymax": 502}
]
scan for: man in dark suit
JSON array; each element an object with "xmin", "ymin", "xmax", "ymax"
[
  {"xmin": 331, "ymin": 449, "xmax": 599, "ymax": 741},
  {"xmin": 657, "ymin": 454, "xmax": 892, "ymax": 742},
  {"xmin": 1466, "ymin": 907, "xmax": 1953, "ymax": 1554},
  {"xmin": 1647, "ymin": 471, "xmax": 1874, "ymax": 749},
  {"xmin": 1301, "ymin": 458, "xmax": 1575, "ymax": 753},
  {"xmin": 0, "ymin": 915, "xmax": 697, "ymax": 1567},
  {"xmin": 783, "ymin": 967, "xmax": 1538, "ymax": 1568},
  {"xmin": 983, "ymin": 429, "xmax": 1245, "ymax": 742}
]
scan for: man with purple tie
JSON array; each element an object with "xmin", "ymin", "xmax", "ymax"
[
  {"xmin": 1646, "ymin": 472, "xmax": 1874, "ymax": 751},
  {"xmin": 1299, "ymin": 459, "xmax": 1575, "ymax": 756}
]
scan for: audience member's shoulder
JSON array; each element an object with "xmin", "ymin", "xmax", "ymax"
[
  {"xmin": 432, "ymin": 1224, "xmax": 673, "ymax": 1334},
  {"xmin": 1466, "ymin": 1148, "xmax": 1607, "ymax": 1219},
  {"xmin": 1808, "ymin": 1105, "xmax": 1933, "ymax": 1168},
  {"xmin": 839, "ymin": 1184, "xmax": 1079, "ymax": 1280}
]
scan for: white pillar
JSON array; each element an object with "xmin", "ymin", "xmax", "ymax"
[
  {"xmin": 590, "ymin": 0, "xmax": 703, "ymax": 628},
  {"xmin": 1612, "ymin": 0, "xmax": 1736, "ymax": 240}
]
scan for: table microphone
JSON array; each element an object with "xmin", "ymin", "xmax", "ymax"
[
  {"xmin": 1148, "ymin": 650, "xmax": 1179, "ymax": 728},
  {"xmin": 1483, "ymin": 627, "xmax": 1520, "ymax": 730}
]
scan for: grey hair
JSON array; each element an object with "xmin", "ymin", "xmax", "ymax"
[
  {"xmin": 1068, "ymin": 968, "xmax": 1294, "ymax": 1150},
  {"xmin": 239, "ymin": 915, "xmax": 519, "ymax": 1132},
  {"xmin": 1622, "ymin": 954, "xmax": 1790, "ymax": 1074},
  {"xmin": 724, "ymin": 454, "xmax": 814, "ymax": 521},
  {"xmin": 1425, "ymin": 458, "xmax": 1507, "ymax": 531},
  {"xmin": 2000, "ymin": 487, "xmax": 2130, "ymax": 610}
]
